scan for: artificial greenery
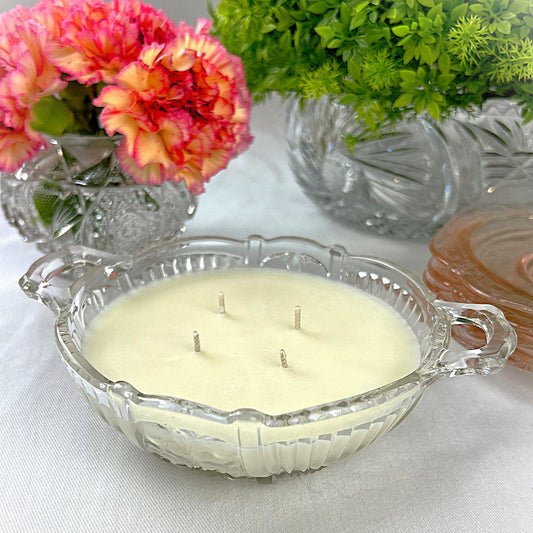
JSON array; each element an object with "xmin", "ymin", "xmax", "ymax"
[
  {"xmin": 30, "ymin": 83, "xmax": 104, "ymax": 137},
  {"xmin": 32, "ymin": 182, "xmax": 83, "ymax": 231},
  {"xmin": 210, "ymin": 0, "xmax": 533, "ymax": 130}
]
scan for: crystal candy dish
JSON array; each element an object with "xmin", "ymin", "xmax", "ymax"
[
  {"xmin": 424, "ymin": 205, "xmax": 532, "ymax": 372},
  {"xmin": 1, "ymin": 134, "xmax": 197, "ymax": 255},
  {"xmin": 20, "ymin": 236, "xmax": 516, "ymax": 479}
]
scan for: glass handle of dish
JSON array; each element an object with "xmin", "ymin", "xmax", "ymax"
[
  {"xmin": 19, "ymin": 245, "xmax": 120, "ymax": 314},
  {"xmin": 435, "ymin": 301, "xmax": 517, "ymax": 376}
]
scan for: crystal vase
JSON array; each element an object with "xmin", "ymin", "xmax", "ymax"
[
  {"xmin": 286, "ymin": 97, "xmax": 533, "ymax": 240},
  {"xmin": 1, "ymin": 134, "xmax": 197, "ymax": 255}
]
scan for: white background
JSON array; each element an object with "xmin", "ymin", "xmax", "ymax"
[{"xmin": 1, "ymin": 1, "xmax": 532, "ymax": 532}]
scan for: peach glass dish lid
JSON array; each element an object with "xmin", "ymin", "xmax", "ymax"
[
  {"xmin": 459, "ymin": 207, "xmax": 531, "ymax": 310},
  {"xmin": 20, "ymin": 236, "xmax": 516, "ymax": 479}
]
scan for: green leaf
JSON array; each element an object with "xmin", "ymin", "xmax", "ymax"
[
  {"xmin": 289, "ymin": 9, "xmax": 307, "ymax": 22},
  {"xmin": 415, "ymin": 96, "xmax": 426, "ymax": 113},
  {"xmin": 308, "ymin": 2, "xmax": 329, "ymax": 15},
  {"xmin": 33, "ymin": 183, "xmax": 82, "ymax": 229},
  {"xmin": 393, "ymin": 93, "xmax": 413, "ymax": 107},
  {"xmin": 396, "ymin": 34, "xmax": 410, "ymax": 46},
  {"xmin": 293, "ymin": 22, "xmax": 303, "ymax": 47},
  {"xmin": 418, "ymin": 16, "xmax": 432, "ymax": 30},
  {"xmin": 338, "ymin": 94, "xmax": 358, "ymax": 106},
  {"xmin": 347, "ymin": 59, "xmax": 360, "ymax": 79},
  {"xmin": 315, "ymin": 26, "xmax": 334, "ymax": 39},
  {"xmin": 437, "ymin": 73, "xmax": 456, "ymax": 87},
  {"xmin": 340, "ymin": 2, "xmax": 352, "ymax": 25},
  {"xmin": 350, "ymin": 12, "xmax": 367, "ymax": 30},
  {"xmin": 450, "ymin": 4, "xmax": 468, "ymax": 21},
  {"xmin": 33, "ymin": 183, "xmax": 62, "ymax": 226},
  {"xmin": 427, "ymin": 4, "xmax": 443, "ymax": 20},
  {"xmin": 364, "ymin": 110, "xmax": 377, "ymax": 130},
  {"xmin": 417, "ymin": 0, "xmax": 434, "ymax": 8},
  {"xmin": 429, "ymin": 46, "xmax": 440, "ymax": 65},
  {"xmin": 400, "ymin": 69, "xmax": 417, "ymax": 81},
  {"xmin": 392, "ymin": 25, "xmax": 410, "ymax": 37},
  {"xmin": 403, "ymin": 47, "xmax": 415, "ymax": 64},
  {"xmin": 510, "ymin": 0, "xmax": 531, "ymax": 12},
  {"xmin": 407, "ymin": 0, "xmax": 415, "ymax": 9},
  {"xmin": 416, "ymin": 66, "xmax": 426, "ymax": 80},
  {"xmin": 30, "ymin": 96, "xmax": 75, "ymax": 137},
  {"xmin": 343, "ymin": 80, "xmax": 360, "ymax": 92},
  {"xmin": 497, "ymin": 21, "xmax": 511, "ymax": 34},
  {"xmin": 280, "ymin": 30, "xmax": 291, "ymax": 50},
  {"xmin": 355, "ymin": 1, "xmax": 370, "ymax": 13},
  {"xmin": 427, "ymin": 100, "xmax": 440, "ymax": 120},
  {"xmin": 327, "ymin": 39, "xmax": 343, "ymax": 48},
  {"xmin": 261, "ymin": 23, "xmax": 276, "ymax": 33},
  {"xmin": 420, "ymin": 44, "xmax": 433, "ymax": 64},
  {"xmin": 387, "ymin": 6, "xmax": 401, "ymax": 21},
  {"xmin": 521, "ymin": 107, "xmax": 533, "ymax": 123}
]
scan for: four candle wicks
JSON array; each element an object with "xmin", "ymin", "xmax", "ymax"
[{"xmin": 193, "ymin": 295, "xmax": 301, "ymax": 367}]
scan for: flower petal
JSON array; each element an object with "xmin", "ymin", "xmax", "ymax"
[
  {"xmin": 0, "ymin": 128, "xmax": 43, "ymax": 171},
  {"xmin": 115, "ymin": 62, "xmax": 170, "ymax": 96},
  {"xmin": 131, "ymin": 130, "xmax": 174, "ymax": 168}
]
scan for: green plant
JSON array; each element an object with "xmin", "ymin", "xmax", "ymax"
[{"xmin": 210, "ymin": 0, "xmax": 533, "ymax": 130}]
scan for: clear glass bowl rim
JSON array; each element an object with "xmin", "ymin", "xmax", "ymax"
[{"xmin": 25, "ymin": 235, "xmax": 513, "ymax": 428}]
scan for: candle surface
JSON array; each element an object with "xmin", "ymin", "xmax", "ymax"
[{"xmin": 83, "ymin": 269, "xmax": 420, "ymax": 414}]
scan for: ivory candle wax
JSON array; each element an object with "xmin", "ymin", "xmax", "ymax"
[{"xmin": 83, "ymin": 269, "xmax": 420, "ymax": 415}]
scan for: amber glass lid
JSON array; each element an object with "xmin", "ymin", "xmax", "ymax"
[{"xmin": 424, "ymin": 204, "xmax": 533, "ymax": 371}]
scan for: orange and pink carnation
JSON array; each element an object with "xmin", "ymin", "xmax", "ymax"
[
  {"xmin": 0, "ymin": 6, "xmax": 65, "ymax": 171},
  {"xmin": 0, "ymin": 1, "xmax": 252, "ymax": 188},
  {"xmin": 46, "ymin": 0, "xmax": 178, "ymax": 85},
  {"xmin": 94, "ymin": 19, "xmax": 252, "ymax": 194}
]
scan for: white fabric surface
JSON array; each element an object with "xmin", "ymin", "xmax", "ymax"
[{"xmin": 1, "ymin": 2, "xmax": 532, "ymax": 532}]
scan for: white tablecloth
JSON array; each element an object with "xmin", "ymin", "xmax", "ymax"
[{"xmin": 1, "ymin": 2, "xmax": 532, "ymax": 532}]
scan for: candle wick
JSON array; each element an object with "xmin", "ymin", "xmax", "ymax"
[
  {"xmin": 294, "ymin": 306, "xmax": 301, "ymax": 330},
  {"xmin": 279, "ymin": 349, "xmax": 288, "ymax": 368},
  {"xmin": 218, "ymin": 291, "xmax": 226, "ymax": 315},
  {"xmin": 193, "ymin": 330, "xmax": 201, "ymax": 352}
]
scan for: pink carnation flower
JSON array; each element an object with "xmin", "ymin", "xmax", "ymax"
[
  {"xmin": 94, "ymin": 19, "xmax": 252, "ymax": 194},
  {"xmin": 30, "ymin": 0, "xmax": 70, "ymax": 39},
  {"xmin": 47, "ymin": 0, "xmax": 178, "ymax": 85},
  {"xmin": 0, "ymin": 6, "xmax": 65, "ymax": 171}
]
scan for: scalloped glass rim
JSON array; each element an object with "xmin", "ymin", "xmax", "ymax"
[{"xmin": 50, "ymin": 235, "xmax": 454, "ymax": 428}]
